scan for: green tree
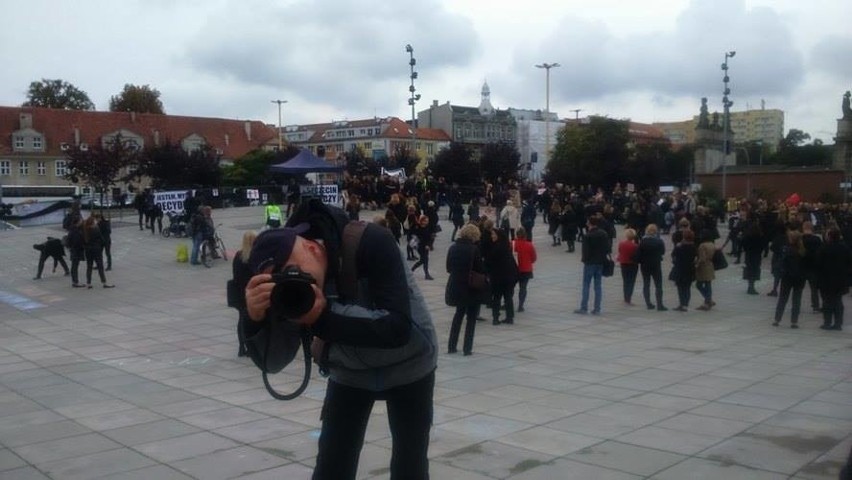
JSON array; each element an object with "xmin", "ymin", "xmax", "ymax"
[
  {"xmin": 23, "ymin": 78, "xmax": 95, "ymax": 110},
  {"xmin": 431, "ymin": 142, "xmax": 479, "ymax": 186},
  {"xmin": 389, "ymin": 144, "xmax": 419, "ymax": 176},
  {"xmin": 344, "ymin": 146, "xmax": 379, "ymax": 176},
  {"xmin": 765, "ymin": 129, "xmax": 832, "ymax": 167},
  {"xmin": 109, "ymin": 84, "xmax": 165, "ymax": 114},
  {"xmin": 132, "ymin": 142, "xmax": 222, "ymax": 189},
  {"xmin": 779, "ymin": 128, "xmax": 811, "ymax": 151},
  {"xmin": 546, "ymin": 117, "xmax": 630, "ymax": 187},
  {"xmin": 221, "ymin": 146, "xmax": 300, "ymax": 186},
  {"xmin": 64, "ymin": 134, "xmax": 136, "ymax": 208},
  {"xmin": 480, "ymin": 142, "xmax": 521, "ymax": 183}
]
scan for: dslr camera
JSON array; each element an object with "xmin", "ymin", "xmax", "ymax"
[{"xmin": 270, "ymin": 266, "xmax": 317, "ymax": 320}]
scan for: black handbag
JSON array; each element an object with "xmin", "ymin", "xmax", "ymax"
[
  {"xmin": 712, "ymin": 249, "xmax": 728, "ymax": 270},
  {"xmin": 468, "ymin": 250, "xmax": 488, "ymax": 290},
  {"xmin": 602, "ymin": 256, "xmax": 615, "ymax": 277}
]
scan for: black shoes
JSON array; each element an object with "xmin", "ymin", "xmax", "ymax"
[
  {"xmin": 517, "ymin": 306, "xmax": 525, "ymax": 312},
  {"xmin": 767, "ymin": 291, "xmax": 778, "ymax": 297},
  {"xmin": 424, "ymin": 275, "xmax": 434, "ymax": 281},
  {"xmin": 657, "ymin": 306, "xmax": 669, "ymax": 311}
]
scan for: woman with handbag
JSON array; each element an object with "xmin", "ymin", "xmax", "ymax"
[
  {"xmin": 445, "ymin": 224, "xmax": 486, "ymax": 356},
  {"xmin": 694, "ymin": 229, "xmax": 717, "ymax": 311}
]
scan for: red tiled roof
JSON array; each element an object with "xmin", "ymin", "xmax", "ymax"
[{"xmin": 0, "ymin": 106, "xmax": 277, "ymax": 158}]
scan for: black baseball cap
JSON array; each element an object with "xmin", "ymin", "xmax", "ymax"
[{"xmin": 248, "ymin": 223, "xmax": 310, "ymax": 273}]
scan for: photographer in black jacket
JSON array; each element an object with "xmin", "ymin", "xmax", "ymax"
[
  {"xmin": 244, "ymin": 199, "xmax": 437, "ymax": 480},
  {"xmin": 33, "ymin": 237, "xmax": 69, "ymax": 280}
]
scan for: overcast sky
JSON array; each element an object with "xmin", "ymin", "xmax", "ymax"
[{"xmin": 2, "ymin": 0, "xmax": 850, "ymax": 143}]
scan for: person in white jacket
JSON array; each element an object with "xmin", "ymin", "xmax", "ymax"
[{"xmin": 499, "ymin": 200, "xmax": 521, "ymax": 240}]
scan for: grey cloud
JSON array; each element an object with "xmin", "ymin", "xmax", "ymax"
[
  {"xmin": 508, "ymin": 0, "xmax": 803, "ymax": 108},
  {"xmin": 810, "ymin": 35, "xmax": 852, "ymax": 80},
  {"xmin": 184, "ymin": 0, "xmax": 479, "ymax": 113}
]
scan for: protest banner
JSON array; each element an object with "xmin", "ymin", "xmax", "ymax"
[{"xmin": 153, "ymin": 191, "xmax": 188, "ymax": 215}]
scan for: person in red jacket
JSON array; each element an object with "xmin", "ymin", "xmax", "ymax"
[
  {"xmin": 617, "ymin": 228, "xmax": 639, "ymax": 305},
  {"xmin": 513, "ymin": 227, "xmax": 537, "ymax": 312}
]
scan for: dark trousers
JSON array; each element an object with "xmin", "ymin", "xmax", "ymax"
[
  {"xmin": 641, "ymin": 265, "xmax": 664, "ymax": 308},
  {"xmin": 492, "ymin": 283, "xmax": 515, "ymax": 322},
  {"xmin": 676, "ymin": 280, "xmax": 693, "ymax": 307},
  {"xmin": 822, "ymin": 292, "xmax": 844, "ymax": 327},
  {"xmin": 137, "ymin": 209, "xmax": 145, "ymax": 230},
  {"xmin": 313, "ymin": 371, "xmax": 434, "ymax": 480},
  {"xmin": 696, "ymin": 280, "xmax": 713, "ymax": 304},
  {"xmin": 37, "ymin": 252, "xmax": 69, "ymax": 278},
  {"xmin": 620, "ymin": 264, "xmax": 638, "ymax": 302},
  {"xmin": 70, "ymin": 250, "xmax": 84, "ymax": 284},
  {"xmin": 411, "ymin": 246, "xmax": 430, "ymax": 276},
  {"xmin": 775, "ymin": 280, "xmax": 804, "ymax": 324},
  {"xmin": 805, "ymin": 271, "xmax": 820, "ymax": 310},
  {"xmin": 517, "ymin": 273, "xmax": 531, "ymax": 309},
  {"xmin": 103, "ymin": 241, "xmax": 112, "ymax": 270},
  {"xmin": 448, "ymin": 303, "xmax": 480, "ymax": 354},
  {"xmin": 149, "ymin": 215, "xmax": 162, "ymax": 234},
  {"xmin": 85, "ymin": 249, "xmax": 107, "ymax": 285}
]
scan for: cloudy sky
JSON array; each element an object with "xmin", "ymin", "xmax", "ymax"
[{"xmin": 2, "ymin": 0, "xmax": 851, "ymax": 143}]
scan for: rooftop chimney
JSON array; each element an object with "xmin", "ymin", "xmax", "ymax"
[
  {"xmin": 74, "ymin": 127, "xmax": 80, "ymax": 146},
  {"xmin": 432, "ymin": 100, "xmax": 438, "ymax": 107},
  {"xmin": 130, "ymin": 111, "xmax": 136, "ymax": 123},
  {"xmin": 224, "ymin": 133, "xmax": 230, "ymax": 146},
  {"xmin": 244, "ymin": 121, "xmax": 252, "ymax": 141},
  {"xmin": 153, "ymin": 129, "xmax": 160, "ymax": 146},
  {"xmin": 19, "ymin": 113, "xmax": 33, "ymax": 129}
]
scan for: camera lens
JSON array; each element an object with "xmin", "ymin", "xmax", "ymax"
[{"xmin": 271, "ymin": 280, "xmax": 316, "ymax": 319}]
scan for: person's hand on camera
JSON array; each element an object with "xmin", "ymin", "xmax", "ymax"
[
  {"xmin": 296, "ymin": 285, "xmax": 326, "ymax": 326},
  {"xmin": 246, "ymin": 274, "xmax": 274, "ymax": 321}
]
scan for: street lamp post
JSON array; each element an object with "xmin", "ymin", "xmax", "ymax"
[
  {"xmin": 406, "ymin": 44, "xmax": 421, "ymax": 164},
  {"xmin": 271, "ymin": 99, "xmax": 288, "ymax": 151},
  {"xmin": 721, "ymin": 51, "xmax": 735, "ymax": 200},
  {"xmin": 536, "ymin": 63, "xmax": 560, "ymax": 183}
]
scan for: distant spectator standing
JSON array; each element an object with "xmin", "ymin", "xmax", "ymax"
[
  {"xmin": 816, "ymin": 227, "xmax": 851, "ymax": 331},
  {"xmin": 617, "ymin": 228, "xmax": 639, "ymax": 305},
  {"xmin": 574, "ymin": 216, "xmax": 611, "ymax": 315},
  {"xmin": 637, "ymin": 224, "xmax": 667, "ymax": 311},
  {"xmin": 265, "ymin": 202, "xmax": 282, "ymax": 229},
  {"xmin": 513, "ymin": 227, "xmax": 537, "ymax": 312}
]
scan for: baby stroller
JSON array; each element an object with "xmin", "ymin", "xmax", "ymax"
[{"xmin": 161, "ymin": 212, "xmax": 188, "ymax": 238}]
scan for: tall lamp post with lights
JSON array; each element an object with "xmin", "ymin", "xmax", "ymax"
[
  {"xmin": 721, "ymin": 51, "xmax": 735, "ymax": 200},
  {"xmin": 406, "ymin": 44, "xmax": 421, "ymax": 164},
  {"xmin": 271, "ymin": 99, "xmax": 288, "ymax": 151},
  {"xmin": 536, "ymin": 63, "xmax": 560, "ymax": 183}
]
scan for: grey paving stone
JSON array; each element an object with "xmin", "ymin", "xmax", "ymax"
[
  {"xmin": 0, "ymin": 448, "xmax": 27, "ymax": 471},
  {"xmin": 101, "ymin": 419, "xmax": 201, "ymax": 446},
  {"xmin": 1, "ymin": 419, "xmax": 92, "ymax": 447},
  {"xmin": 436, "ymin": 440, "xmax": 555, "ymax": 479},
  {"xmin": 38, "ymin": 448, "xmax": 155, "ymax": 480},
  {"xmin": 649, "ymin": 457, "xmax": 787, "ymax": 479},
  {"xmin": 11, "ymin": 432, "xmax": 121, "ymax": 465},
  {"xmin": 134, "ymin": 432, "xmax": 238, "ymax": 463},
  {"xmin": 496, "ymin": 426, "xmax": 602, "ymax": 456},
  {"xmin": 171, "ymin": 445, "xmax": 289, "ymax": 480},
  {"xmin": 95, "ymin": 464, "xmax": 194, "ymax": 480},
  {"xmin": 506, "ymin": 457, "xmax": 642, "ymax": 479},
  {"xmin": 0, "ymin": 466, "xmax": 52, "ymax": 480},
  {"xmin": 566, "ymin": 440, "xmax": 686, "ymax": 477}
]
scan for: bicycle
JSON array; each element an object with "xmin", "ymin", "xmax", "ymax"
[{"xmin": 200, "ymin": 224, "xmax": 228, "ymax": 268}]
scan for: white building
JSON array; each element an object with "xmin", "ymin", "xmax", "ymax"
[{"xmin": 508, "ymin": 108, "xmax": 560, "ymax": 182}]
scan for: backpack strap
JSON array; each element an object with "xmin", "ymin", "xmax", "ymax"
[{"xmin": 339, "ymin": 221, "xmax": 368, "ymax": 303}]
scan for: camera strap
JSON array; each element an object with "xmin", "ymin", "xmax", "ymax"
[{"xmin": 261, "ymin": 327, "xmax": 312, "ymax": 401}]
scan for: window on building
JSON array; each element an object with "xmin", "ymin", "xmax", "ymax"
[
  {"xmin": 32, "ymin": 136, "xmax": 43, "ymax": 150},
  {"xmin": 348, "ymin": 130, "xmax": 354, "ymax": 137},
  {"xmin": 37, "ymin": 161, "xmax": 46, "ymax": 176},
  {"xmin": 0, "ymin": 160, "xmax": 10, "ymax": 176},
  {"xmin": 19, "ymin": 160, "xmax": 29, "ymax": 176},
  {"xmin": 55, "ymin": 160, "xmax": 67, "ymax": 177},
  {"xmin": 14, "ymin": 136, "xmax": 25, "ymax": 149},
  {"xmin": 426, "ymin": 143, "xmax": 434, "ymax": 155}
]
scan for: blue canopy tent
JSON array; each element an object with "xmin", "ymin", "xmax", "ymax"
[{"xmin": 268, "ymin": 149, "xmax": 344, "ymax": 174}]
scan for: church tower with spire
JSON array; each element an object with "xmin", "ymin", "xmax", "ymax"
[{"xmin": 478, "ymin": 81, "xmax": 495, "ymax": 116}]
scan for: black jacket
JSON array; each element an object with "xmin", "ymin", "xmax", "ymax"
[
  {"xmin": 816, "ymin": 241, "xmax": 852, "ymax": 295},
  {"xmin": 671, "ymin": 242, "xmax": 697, "ymax": 283},
  {"xmin": 485, "ymin": 234, "xmax": 518, "ymax": 287},
  {"xmin": 582, "ymin": 227, "xmax": 611, "ymax": 265},
  {"xmin": 445, "ymin": 240, "xmax": 485, "ymax": 307},
  {"xmin": 637, "ymin": 235, "xmax": 665, "ymax": 269}
]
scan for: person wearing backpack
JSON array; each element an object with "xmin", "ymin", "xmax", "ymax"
[{"xmin": 244, "ymin": 199, "xmax": 438, "ymax": 480}]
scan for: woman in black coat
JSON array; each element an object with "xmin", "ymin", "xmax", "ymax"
[
  {"xmin": 486, "ymin": 229, "xmax": 519, "ymax": 325},
  {"xmin": 740, "ymin": 217, "xmax": 765, "ymax": 295},
  {"xmin": 560, "ymin": 204, "xmax": 579, "ymax": 253},
  {"xmin": 816, "ymin": 227, "xmax": 851, "ymax": 330},
  {"xmin": 410, "ymin": 215, "xmax": 436, "ymax": 280},
  {"xmin": 82, "ymin": 216, "xmax": 114, "ymax": 288},
  {"xmin": 773, "ymin": 230, "xmax": 806, "ymax": 328},
  {"xmin": 445, "ymin": 225, "xmax": 486, "ymax": 356},
  {"xmin": 671, "ymin": 228, "xmax": 697, "ymax": 311},
  {"xmin": 67, "ymin": 219, "xmax": 86, "ymax": 288},
  {"xmin": 637, "ymin": 223, "xmax": 667, "ymax": 311}
]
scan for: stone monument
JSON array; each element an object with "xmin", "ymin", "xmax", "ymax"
[
  {"xmin": 694, "ymin": 99, "xmax": 734, "ymax": 176},
  {"xmin": 834, "ymin": 91, "xmax": 852, "ymax": 191}
]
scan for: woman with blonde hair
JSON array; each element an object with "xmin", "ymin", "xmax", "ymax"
[
  {"xmin": 231, "ymin": 230, "xmax": 257, "ymax": 356},
  {"xmin": 445, "ymin": 224, "xmax": 486, "ymax": 355}
]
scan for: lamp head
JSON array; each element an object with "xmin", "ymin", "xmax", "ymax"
[
  {"xmin": 405, "ymin": 44, "xmax": 413, "ymax": 53},
  {"xmin": 727, "ymin": 51, "xmax": 736, "ymax": 58}
]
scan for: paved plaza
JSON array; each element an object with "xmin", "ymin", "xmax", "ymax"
[{"xmin": 0, "ymin": 206, "xmax": 851, "ymax": 479}]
